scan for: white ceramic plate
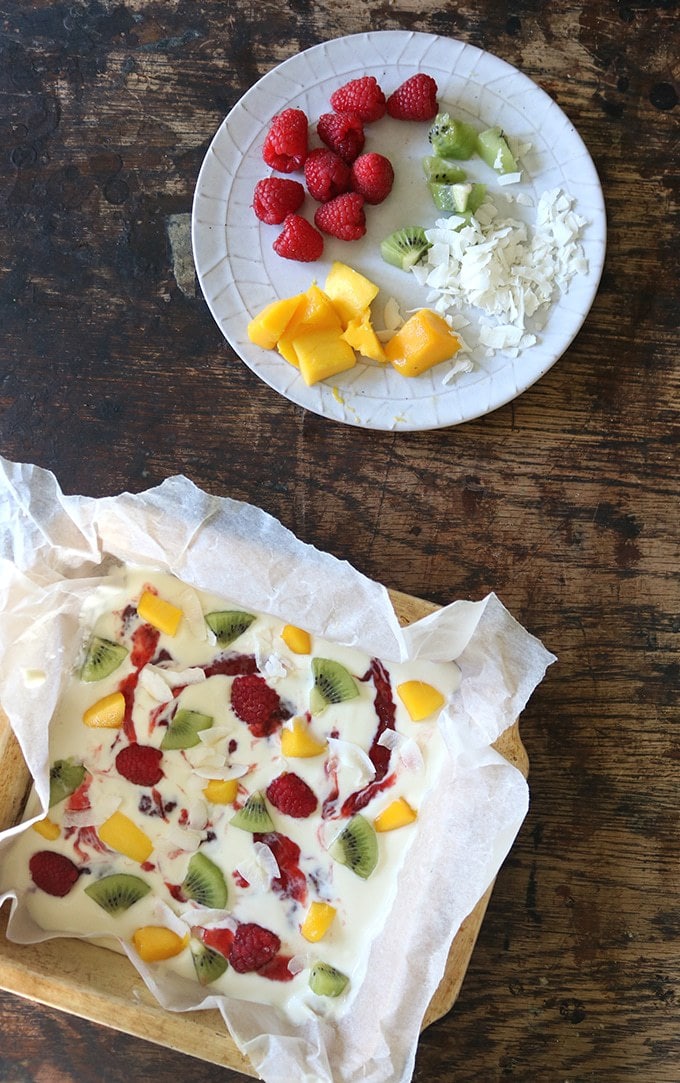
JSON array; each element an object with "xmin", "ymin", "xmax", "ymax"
[{"xmin": 192, "ymin": 30, "xmax": 606, "ymax": 431}]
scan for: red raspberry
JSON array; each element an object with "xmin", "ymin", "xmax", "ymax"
[
  {"xmin": 228, "ymin": 922, "xmax": 281, "ymax": 973},
  {"xmin": 314, "ymin": 192, "xmax": 366, "ymax": 241},
  {"xmin": 330, "ymin": 76, "xmax": 386, "ymax": 123},
  {"xmin": 252, "ymin": 177, "xmax": 305, "ymax": 224},
  {"xmin": 386, "ymin": 73, "xmax": 438, "ymax": 121},
  {"xmin": 304, "ymin": 148, "xmax": 351, "ymax": 203},
  {"xmin": 350, "ymin": 152, "xmax": 395, "ymax": 205},
  {"xmin": 316, "ymin": 112, "xmax": 365, "ymax": 164},
  {"xmin": 29, "ymin": 850, "xmax": 81, "ymax": 897},
  {"xmin": 262, "ymin": 107, "xmax": 309, "ymax": 173},
  {"xmin": 231, "ymin": 673, "xmax": 284, "ymax": 737},
  {"xmin": 266, "ymin": 773, "xmax": 318, "ymax": 818},
  {"xmin": 115, "ymin": 743, "xmax": 164, "ymax": 787},
  {"xmin": 273, "ymin": 214, "xmax": 324, "ymax": 262}
]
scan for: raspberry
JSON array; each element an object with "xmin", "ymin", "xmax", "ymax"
[
  {"xmin": 350, "ymin": 152, "xmax": 394, "ymax": 205},
  {"xmin": 252, "ymin": 177, "xmax": 305, "ymax": 224},
  {"xmin": 304, "ymin": 148, "xmax": 351, "ymax": 203},
  {"xmin": 314, "ymin": 192, "xmax": 366, "ymax": 241},
  {"xmin": 329, "ymin": 76, "xmax": 386, "ymax": 123},
  {"xmin": 231, "ymin": 673, "xmax": 285, "ymax": 737},
  {"xmin": 386, "ymin": 73, "xmax": 438, "ymax": 121},
  {"xmin": 228, "ymin": 922, "xmax": 281, "ymax": 973},
  {"xmin": 316, "ymin": 112, "xmax": 365, "ymax": 164},
  {"xmin": 262, "ymin": 107, "xmax": 309, "ymax": 173},
  {"xmin": 272, "ymin": 214, "xmax": 324, "ymax": 262},
  {"xmin": 115, "ymin": 743, "xmax": 164, "ymax": 787},
  {"xmin": 266, "ymin": 772, "xmax": 318, "ymax": 818},
  {"xmin": 29, "ymin": 850, "xmax": 81, "ymax": 897}
]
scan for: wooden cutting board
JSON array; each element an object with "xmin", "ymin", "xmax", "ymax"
[{"xmin": 0, "ymin": 588, "xmax": 527, "ymax": 1076}]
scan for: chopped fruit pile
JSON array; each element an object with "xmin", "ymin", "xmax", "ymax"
[
  {"xmin": 252, "ymin": 72, "xmax": 439, "ymax": 261},
  {"xmin": 247, "ymin": 260, "xmax": 460, "ymax": 384},
  {"xmin": 6, "ymin": 567, "xmax": 461, "ymax": 1020}
]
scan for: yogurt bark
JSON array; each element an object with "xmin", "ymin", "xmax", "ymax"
[{"xmin": 2, "ymin": 566, "xmax": 461, "ymax": 1023}]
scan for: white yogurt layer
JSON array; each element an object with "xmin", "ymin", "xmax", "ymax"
[{"xmin": 1, "ymin": 566, "xmax": 462, "ymax": 1023}]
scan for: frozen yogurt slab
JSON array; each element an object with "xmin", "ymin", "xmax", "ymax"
[{"xmin": 0, "ymin": 588, "xmax": 526, "ymax": 1077}]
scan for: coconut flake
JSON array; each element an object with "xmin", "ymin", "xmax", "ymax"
[
  {"xmin": 192, "ymin": 761, "xmax": 250, "ymax": 781},
  {"xmin": 235, "ymin": 842, "xmax": 280, "ymax": 893}
]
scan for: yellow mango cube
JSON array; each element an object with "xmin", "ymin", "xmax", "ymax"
[
  {"xmin": 301, "ymin": 901, "xmax": 337, "ymax": 942},
  {"xmin": 83, "ymin": 691, "xmax": 126, "ymax": 729},
  {"xmin": 277, "ymin": 285, "xmax": 342, "ymax": 369},
  {"xmin": 295, "ymin": 327, "xmax": 357, "ymax": 386},
  {"xmin": 280, "ymin": 717, "xmax": 327, "ymax": 758},
  {"xmin": 341, "ymin": 309, "xmax": 387, "ymax": 363},
  {"xmin": 32, "ymin": 818, "xmax": 60, "ymax": 841},
  {"xmin": 97, "ymin": 810, "xmax": 153, "ymax": 863},
  {"xmin": 137, "ymin": 590, "xmax": 183, "ymax": 636},
  {"xmin": 203, "ymin": 778, "xmax": 239, "ymax": 805},
  {"xmin": 281, "ymin": 624, "xmax": 311, "ymax": 654},
  {"xmin": 247, "ymin": 294, "xmax": 304, "ymax": 349},
  {"xmin": 385, "ymin": 309, "xmax": 460, "ymax": 377},
  {"xmin": 324, "ymin": 262, "xmax": 379, "ymax": 327},
  {"xmin": 374, "ymin": 797, "xmax": 417, "ymax": 833},
  {"xmin": 397, "ymin": 680, "xmax": 446, "ymax": 722},
  {"xmin": 132, "ymin": 925, "xmax": 188, "ymax": 962}
]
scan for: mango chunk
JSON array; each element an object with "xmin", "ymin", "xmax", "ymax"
[
  {"xmin": 281, "ymin": 717, "xmax": 327, "ymax": 758},
  {"xmin": 137, "ymin": 590, "xmax": 183, "ymax": 636},
  {"xmin": 277, "ymin": 285, "xmax": 343, "ymax": 368},
  {"xmin": 295, "ymin": 327, "xmax": 357, "ymax": 386},
  {"xmin": 132, "ymin": 925, "xmax": 188, "ymax": 962},
  {"xmin": 247, "ymin": 294, "xmax": 305, "ymax": 349},
  {"xmin": 301, "ymin": 901, "xmax": 337, "ymax": 942},
  {"xmin": 83, "ymin": 691, "xmax": 126, "ymax": 729},
  {"xmin": 397, "ymin": 680, "xmax": 446, "ymax": 722},
  {"xmin": 324, "ymin": 262, "xmax": 379, "ymax": 327},
  {"xmin": 98, "ymin": 810, "xmax": 153, "ymax": 863},
  {"xmin": 341, "ymin": 309, "xmax": 387, "ymax": 363},
  {"xmin": 384, "ymin": 308, "xmax": 460, "ymax": 377},
  {"xmin": 374, "ymin": 797, "xmax": 417, "ymax": 833},
  {"xmin": 281, "ymin": 624, "xmax": 311, "ymax": 654},
  {"xmin": 32, "ymin": 818, "xmax": 60, "ymax": 841},
  {"xmin": 203, "ymin": 778, "xmax": 239, "ymax": 805}
]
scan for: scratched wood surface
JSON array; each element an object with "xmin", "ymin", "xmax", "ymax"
[{"xmin": 0, "ymin": 1, "xmax": 678, "ymax": 1081}]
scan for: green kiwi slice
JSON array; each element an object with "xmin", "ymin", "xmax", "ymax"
[
  {"xmin": 49, "ymin": 758, "xmax": 86, "ymax": 807},
  {"xmin": 84, "ymin": 873, "xmax": 151, "ymax": 914},
  {"xmin": 422, "ymin": 155, "xmax": 467, "ymax": 184},
  {"xmin": 205, "ymin": 610, "xmax": 256, "ymax": 646},
  {"xmin": 190, "ymin": 939, "xmax": 228, "ymax": 986},
  {"xmin": 181, "ymin": 852, "xmax": 228, "ymax": 909},
  {"xmin": 230, "ymin": 790, "xmax": 274, "ymax": 833},
  {"xmin": 309, "ymin": 961, "xmax": 349, "ymax": 997},
  {"xmin": 160, "ymin": 708, "xmax": 213, "ymax": 750},
  {"xmin": 476, "ymin": 126, "xmax": 518, "ymax": 174},
  {"xmin": 310, "ymin": 658, "xmax": 359, "ymax": 714},
  {"xmin": 80, "ymin": 636, "xmax": 128, "ymax": 682},
  {"xmin": 380, "ymin": 227, "xmax": 431, "ymax": 271},
  {"xmin": 330, "ymin": 814, "xmax": 378, "ymax": 879},
  {"xmin": 428, "ymin": 113, "xmax": 478, "ymax": 159}
]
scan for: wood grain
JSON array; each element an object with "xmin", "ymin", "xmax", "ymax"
[{"xmin": 0, "ymin": 0, "xmax": 678, "ymax": 1079}]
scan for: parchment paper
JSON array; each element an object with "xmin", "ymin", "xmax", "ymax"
[{"xmin": 0, "ymin": 457, "xmax": 556, "ymax": 1083}]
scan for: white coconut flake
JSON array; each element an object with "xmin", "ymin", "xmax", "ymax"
[
  {"xmin": 377, "ymin": 730, "xmax": 425, "ymax": 773},
  {"xmin": 192, "ymin": 762, "xmax": 250, "ymax": 781},
  {"xmin": 235, "ymin": 842, "xmax": 280, "ymax": 893},
  {"xmin": 327, "ymin": 737, "xmax": 375, "ymax": 789},
  {"xmin": 287, "ymin": 953, "xmax": 310, "ymax": 977}
]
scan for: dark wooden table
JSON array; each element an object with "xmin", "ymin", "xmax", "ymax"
[{"xmin": 1, "ymin": 1, "xmax": 678, "ymax": 1081}]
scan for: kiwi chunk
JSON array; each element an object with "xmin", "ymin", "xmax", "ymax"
[
  {"xmin": 49, "ymin": 758, "xmax": 86, "ymax": 807},
  {"xmin": 181, "ymin": 852, "xmax": 228, "ymax": 909},
  {"xmin": 161, "ymin": 708, "xmax": 213, "ymax": 750},
  {"xmin": 330, "ymin": 814, "xmax": 378, "ymax": 879},
  {"xmin": 310, "ymin": 658, "xmax": 359, "ymax": 715},
  {"xmin": 81, "ymin": 636, "xmax": 128, "ymax": 682},
  {"xmin": 230, "ymin": 790, "xmax": 274, "ymax": 833},
  {"xmin": 205, "ymin": 610, "xmax": 256, "ymax": 647},
  {"xmin": 380, "ymin": 227, "xmax": 431, "ymax": 271},
  {"xmin": 476, "ymin": 126, "xmax": 518, "ymax": 174},
  {"xmin": 428, "ymin": 113, "xmax": 478, "ymax": 159},
  {"xmin": 309, "ymin": 961, "xmax": 349, "ymax": 997},
  {"xmin": 422, "ymin": 155, "xmax": 467, "ymax": 184},
  {"xmin": 190, "ymin": 939, "xmax": 228, "ymax": 986},
  {"xmin": 84, "ymin": 873, "xmax": 151, "ymax": 914}
]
